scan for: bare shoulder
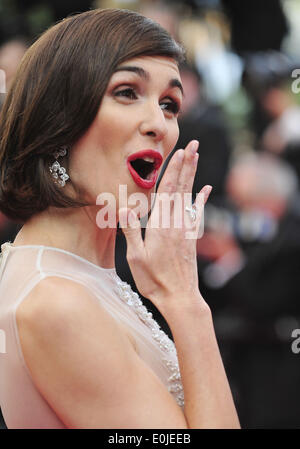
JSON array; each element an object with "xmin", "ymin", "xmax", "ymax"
[
  {"xmin": 17, "ymin": 276, "xmax": 96, "ymax": 319},
  {"xmin": 17, "ymin": 276, "xmax": 107, "ymax": 331},
  {"xmin": 16, "ymin": 276, "xmax": 187, "ymax": 429},
  {"xmin": 16, "ymin": 275, "xmax": 134, "ymax": 365},
  {"xmin": 17, "ymin": 276, "xmax": 137, "ymax": 354}
]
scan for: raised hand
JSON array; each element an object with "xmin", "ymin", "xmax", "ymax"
[{"xmin": 119, "ymin": 140, "xmax": 212, "ymax": 315}]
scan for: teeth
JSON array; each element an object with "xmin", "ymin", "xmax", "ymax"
[{"xmin": 142, "ymin": 157, "xmax": 155, "ymax": 163}]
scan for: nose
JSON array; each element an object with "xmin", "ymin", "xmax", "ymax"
[{"xmin": 139, "ymin": 101, "xmax": 168, "ymax": 142}]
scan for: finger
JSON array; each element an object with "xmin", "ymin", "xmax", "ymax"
[
  {"xmin": 194, "ymin": 185, "xmax": 212, "ymax": 217},
  {"xmin": 193, "ymin": 185, "xmax": 212, "ymax": 238},
  {"xmin": 119, "ymin": 208, "xmax": 144, "ymax": 259},
  {"xmin": 200, "ymin": 184, "xmax": 213, "ymax": 205},
  {"xmin": 157, "ymin": 148, "xmax": 184, "ymax": 194},
  {"xmin": 177, "ymin": 140, "xmax": 199, "ymax": 193}
]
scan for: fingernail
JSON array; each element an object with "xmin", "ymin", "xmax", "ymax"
[
  {"xmin": 203, "ymin": 185, "xmax": 212, "ymax": 200},
  {"xmin": 193, "ymin": 152, "xmax": 199, "ymax": 165},
  {"xmin": 191, "ymin": 140, "xmax": 199, "ymax": 154},
  {"xmin": 177, "ymin": 149, "xmax": 184, "ymax": 162}
]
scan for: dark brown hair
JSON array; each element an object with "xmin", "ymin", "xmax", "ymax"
[{"xmin": 0, "ymin": 8, "xmax": 185, "ymax": 223}]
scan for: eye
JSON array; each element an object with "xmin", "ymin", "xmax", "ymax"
[
  {"xmin": 114, "ymin": 87, "xmax": 137, "ymax": 100},
  {"xmin": 113, "ymin": 87, "xmax": 182, "ymax": 116},
  {"xmin": 160, "ymin": 98, "xmax": 181, "ymax": 116}
]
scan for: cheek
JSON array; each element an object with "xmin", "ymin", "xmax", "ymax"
[
  {"xmin": 173, "ymin": 122, "xmax": 180, "ymax": 143},
  {"xmin": 95, "ymin": 114, "xmax": 119, "ymax": 147},
  {"xmin": 165, "ymin": 122, "xmax": 179, "ymax": 156},
  {"xmin": 95, "ymin": 109, "xmax": 135, "ymax": 157}
]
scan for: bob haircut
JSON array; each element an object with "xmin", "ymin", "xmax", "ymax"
[{"xmin": 0, "ymin": 8, "xmax": 185, "ymax": 223}]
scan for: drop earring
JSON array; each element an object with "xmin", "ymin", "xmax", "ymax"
[{"xmin": 49, "ymin": 146, "xmax": 70, "ymax": 187}]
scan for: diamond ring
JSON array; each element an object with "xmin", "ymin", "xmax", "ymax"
[{"xmin": 185, "ymin": 204, "xmax": 197, "ymax": 221}]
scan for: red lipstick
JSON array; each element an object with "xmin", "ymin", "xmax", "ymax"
[{"xmin": 127, "ymin": 149, "xmax": 163, "ymax": 189}]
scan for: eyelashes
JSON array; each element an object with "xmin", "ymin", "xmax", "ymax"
[
  {"xmin": 114, "ymin": 87, "xmax": 182, "ymax": 116},
  {"xmin": 114, "ymin": 87, "xmax": 137, "ymax": 99}
]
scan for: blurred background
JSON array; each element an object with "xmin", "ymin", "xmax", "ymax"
[{"xmin": 1, "ymin": 0, "xmax": 300, "ymax": 429}]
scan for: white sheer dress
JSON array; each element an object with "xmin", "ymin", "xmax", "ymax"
[{"xmin": 0, "ymin": 242, "xmax": 184, "ymax": 428}]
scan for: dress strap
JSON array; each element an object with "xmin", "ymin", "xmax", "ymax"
[{"xmin": 0, "ymin": 241, "xmax": 12, "ymax": 280}]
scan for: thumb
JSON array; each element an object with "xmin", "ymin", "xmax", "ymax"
[{"xmin": 118, "ymin": 208, "xmax": 144, "ymax": 255}]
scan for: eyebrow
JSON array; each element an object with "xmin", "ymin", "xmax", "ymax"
[{"xmin": 114, "ymin": 65, "xmax": 184, "ymax": 96}]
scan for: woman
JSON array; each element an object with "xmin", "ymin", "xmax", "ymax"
[{"xmin": 0, "ymin": 9, "xmax": 239, "ymax": 429}]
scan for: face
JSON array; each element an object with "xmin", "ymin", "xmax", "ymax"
[{"xmin": 68, "ymin": 55, "xmax": 183, "ymax": 214}]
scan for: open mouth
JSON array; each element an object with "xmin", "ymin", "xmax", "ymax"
[
  {"xmin": 130, "ymin": 158, "xmax": 156, "ymax": 180},
  {"xmin": 127, "ymin": 150, "xmax": 163, "ymax": 189}
]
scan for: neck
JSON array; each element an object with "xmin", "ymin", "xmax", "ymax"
[{"xmin": 13, "ymin": 206, "xmax": 117, "ymax": 269}]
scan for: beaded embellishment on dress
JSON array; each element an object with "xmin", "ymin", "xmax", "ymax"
[
  {"xmin": 0, "ymin": 241, "xmax": 12, "ymax": 279},
  {"xmin": 0, "ymin": 241, "xmax": 12, "ymax": 259},
  {"xmin": 111, "ymin": 272, "xmax": 184, "ymax": 408}
]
